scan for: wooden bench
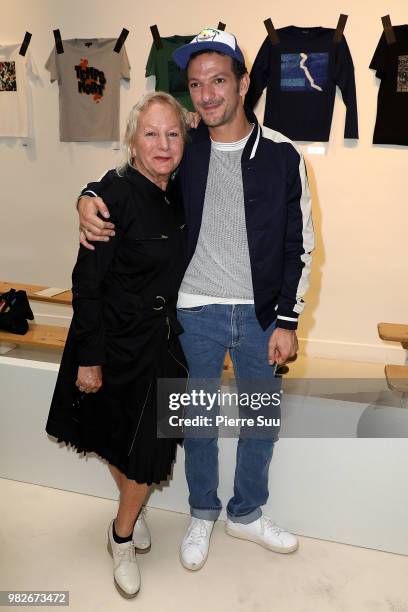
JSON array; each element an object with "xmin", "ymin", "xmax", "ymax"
[
  {"xmin": 378, "ymin": 322, "xmax": 408, "ymax": 395},
  {"xmin": 378, "ymin": 322, "xmax": 408, "ymax": 353},
  {"xmin": 385, "ymin": 364, "xmax": 408, "ymax": 394},
  {"xmin": 0, "ymin": 281, "xmax": 72, "ymax": 306},
  {"xmin": 0, "ymin": 323, "xmax": 67, "ymax": 353},
  {"xmin": 0, "ymin": 283, "xmax": 70, "ymax": 354},
  {"xmin": 0, "ymin": 284, "xmax": 232, "ymax": 371}
]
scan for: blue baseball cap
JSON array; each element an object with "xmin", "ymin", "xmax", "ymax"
[{"xmin": 173, "ymin": 27, "xmax": 245, "ymax": 70}]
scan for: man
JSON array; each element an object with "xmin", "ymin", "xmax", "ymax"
[{"xmin": 77, "ymin": 28, "xmax": 314, "ymax": 570}]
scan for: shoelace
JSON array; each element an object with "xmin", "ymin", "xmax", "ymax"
[
  {"xmin": 262, "ymin": 517, "xmax": 284, "ymax": 536},
  {"xmin": 116, "ymin": 541, "xmax": 136, "ymax": 562},
  {"xmin": 185, "ymin": 520, "xmax": 209, "ymax": 546}
]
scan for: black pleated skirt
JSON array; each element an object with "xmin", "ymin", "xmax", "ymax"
[{"xmin": 46, "ymin": 322, "xmax": 187, "ymax": 485}]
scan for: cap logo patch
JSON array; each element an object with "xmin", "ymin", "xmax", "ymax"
[{"xmin": 196, "ymin": 28, "xmax": 219, "ymax": 42}]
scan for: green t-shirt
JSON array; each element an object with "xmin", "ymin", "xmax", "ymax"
[{"xmin": 145, "ymin": 35, "xmax": 194, "ymax": 111}]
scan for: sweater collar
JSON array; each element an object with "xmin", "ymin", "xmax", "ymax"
[{"xmin": 190, "ymin": 106, "xmax": 261, "ymax": 161}]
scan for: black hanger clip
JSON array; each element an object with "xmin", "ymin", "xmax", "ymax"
[
  {"xmin": 53, "ymin": 29, "xmax": 64, "ymax": 54},
  {"xmin": 333, "ymin": 14, "xmax": 348, "ymax": 44},
  {"xmin": 114, "ymin": 28, "xmax": 129, "ymax": 53},
  {"xmin": 150, "ymin": 25, "xmax": 163, "ymax": 50},
  {"xmin": 217, "ymin": 22, "xmax": 226, "ymax": 31},
  {"xmin": 19, "ymin": 32, "xmax": 32, "ymax": 57},
  {"xmin": 381, "ymin": 15, "xmax": 396, "ymax": 45},
  {"xmin": 263, "ymin": 18, "xmax": 280, "ymax": 45}
]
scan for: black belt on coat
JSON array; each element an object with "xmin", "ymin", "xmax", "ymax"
[{"xmin": 98, "ymin": 287, "xmax": 183, "ymax": 335}]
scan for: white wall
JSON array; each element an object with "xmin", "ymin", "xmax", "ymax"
[{"xmin": 1, "ymin": 0, "xmax": 407, "ymax": 363}]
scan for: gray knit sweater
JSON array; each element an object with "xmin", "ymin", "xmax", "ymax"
[{"xmin": 179, "ymin": 131, "xmax": 254, "ymax": 300}]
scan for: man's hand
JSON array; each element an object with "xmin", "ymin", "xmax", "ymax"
[
  {"xmin": 76, "ymin": 365, "xmax": 103, "ymax": 393},
  {"xmin": 268, "ymin": 328, "xmax": 298, "ymax": 366},
  {"xmin": 78, "ymin": 195, "xmax": 116, "ymax": 250},
  {"xmin": 187, "ymin": 111, "xmax": 200, "ymax": 129}
]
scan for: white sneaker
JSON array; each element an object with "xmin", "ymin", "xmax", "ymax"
[
  {"xmin": 226, "ymin": 516, "xmax": 298, "ymax": 553},
  {"xmin": 180, "ymin": 518, "xmax": 214, "ymax": 571},
  {"xmin": 107, "ymin": 519, "xmax": 140, "ymax": 598},
  {"xmin": 133, "ymin": 508, "xmax": 151, "ymax": 553}
]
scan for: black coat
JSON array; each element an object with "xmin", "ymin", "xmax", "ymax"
[{"xmin": 46, "ymin": 166, "xmax": 188, "ymax": 485}]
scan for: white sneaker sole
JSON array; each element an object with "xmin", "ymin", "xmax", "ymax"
[
  {"xmin": 134, "ymin": 543, "xmax": 151, "ymax": 554},
  {"xmin": 107, "ymin": 540, "xmax": 140, "ymax": 598},
  {"xmin": 225, "ymin": 524, "xmax": 299, "ymax": 554},
  {"xmin": 179, "ymin": 549, "xmax": 208, "ymax": 571}
]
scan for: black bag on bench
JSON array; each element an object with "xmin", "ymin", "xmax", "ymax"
[{"xmin": 0, "ymin": 288, "xmax": 34, "ymax": 335}]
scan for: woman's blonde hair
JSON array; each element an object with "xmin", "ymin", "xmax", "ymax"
[{"xmin": 116, "ymin": 91, "xmax": 190, "ymax": 176}]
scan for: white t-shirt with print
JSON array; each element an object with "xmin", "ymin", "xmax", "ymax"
[{"xmin": 0, "ymin": 44, "xmax": 38, "ymax": 137}]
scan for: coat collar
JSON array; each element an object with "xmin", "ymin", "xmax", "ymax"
[{"xmin": 124, "ymin": 164, "xmax": 172, "ymax": 197}]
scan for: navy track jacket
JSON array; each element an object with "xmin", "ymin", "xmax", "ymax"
[
  {"xmin": 177, "ymin": 109, "xmax": 314, "ymax": 331},
  {"xmin": 81, "ymin": 109, "xmax": 314, "ymax": 331}
]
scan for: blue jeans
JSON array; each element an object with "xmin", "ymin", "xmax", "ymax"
[{"xmin": 177, "ymin": 304, "xmax": 280, "ymax": 524}]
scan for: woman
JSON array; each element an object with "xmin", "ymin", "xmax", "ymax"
[{"xmin": 46, "ymin": 92, "xmax": 189, "ymax": 598}]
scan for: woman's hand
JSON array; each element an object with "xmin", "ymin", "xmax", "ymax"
[{"xmin": 76, "ymin": 365, "xmax": 103, "ymax": 393}]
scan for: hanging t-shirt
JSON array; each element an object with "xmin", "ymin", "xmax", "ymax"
[
  {"xmin": 45, "ymin": 38, "xmax": 130, "ymax": 142},
  {"xmin": 370, "ymin": 25, "xmax": 408, "ymax": 145},
  {"xmin": 0, "ymin": 43, "xmax": 38, "ymax": 137},
  {"xmin": 245, "ymin": 26, "xmax": 358, "ymax": 142},
  {"xmin": 145, "ymin": 35, "xmax": 195, "ymax": 111}
]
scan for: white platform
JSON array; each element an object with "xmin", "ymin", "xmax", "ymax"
[{"xmin": 1, "ymin": 356, "xmax": 408, "ymax": 555}]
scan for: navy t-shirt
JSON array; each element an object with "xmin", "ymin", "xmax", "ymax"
[
  {"xmin": 370, "ymin": 25, "xmax": 408, "ymax": 145},
  {"xmin": 245, "ymin": 26, "xmax": 358, "ymax": 142}
]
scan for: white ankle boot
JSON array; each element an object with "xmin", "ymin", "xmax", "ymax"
[
  {"xmin": 180, "ymin": 518, "xmax": 214, "ymax": 571},
  {"xmin": 226, "ymin": 516, "xmax": 298, "ymax": 553},
  {"xmin": 107, "ymin": 520, "xmax": 140, "ymax": 598},
  {"xmin": 133, "ymin": 508, "xmax": 151, "ymax": 553}
]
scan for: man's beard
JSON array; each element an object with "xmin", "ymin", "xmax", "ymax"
[
  {"xmin": 197, "ymin": 98, "xmax": 239, "ymax": 128},
  {"xmin": 199, "ymin": 100, "xmax": 223, "ymax": 125}
]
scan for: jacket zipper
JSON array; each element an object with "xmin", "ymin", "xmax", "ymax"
[
  {"xmin": 135, "ymin": 235, "xmax": 168, "ymax": 240},
  {"xmin": 166, "ymin": 317, "xmax": 190, "ymax": 437},
  {"xmin": 127, "ymin": 380, "xmax": 152, "ymax": 456}
]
